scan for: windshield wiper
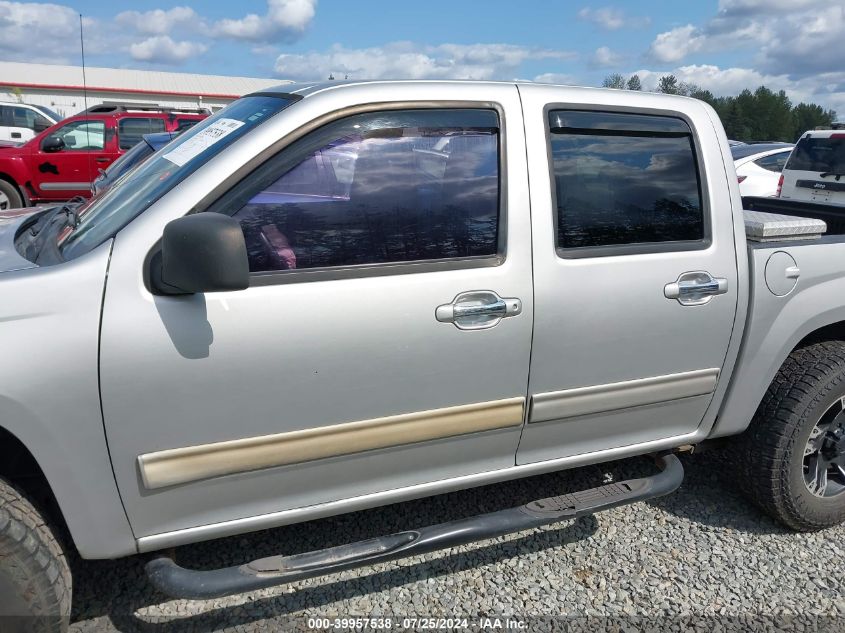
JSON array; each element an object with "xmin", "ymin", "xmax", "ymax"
[
  {"xmin": 58, "ymin": 195, "xmax": 86, "ymax": 229},
  {"xmin": 820, "ymin": 172, "xmax": 845, "ymax": 181},
  {"xmin": 25, "ymin": 197, "xmax": 86, "ymax": 263}
]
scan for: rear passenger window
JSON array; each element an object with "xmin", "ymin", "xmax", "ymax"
[
  {"xmin": 217, "ymin": 109, "xmax": 501, "ymax": 274},
  {"xmin": 549, "ymin": 110, "xmax": 705, "ymax": 253},
  {"xmin": 786, "ymin": 136, "xmax": 845, "ymax": 173},
  {"xmin": 118, "ymin": 117, "xmax": 166, "ymax": 150}
]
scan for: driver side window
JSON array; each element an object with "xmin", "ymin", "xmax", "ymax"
[
  {"xmin": 213, "ymin": 108, "xmax": 501, "ymax": 275},
  {"xmin": 44, "ymin": 120, "xmax": 106, "ymax": 151}
]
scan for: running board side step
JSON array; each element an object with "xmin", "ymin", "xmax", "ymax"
[{"xmin": 146, "ymin": 454, "xmax": 683, "ymax": 600}]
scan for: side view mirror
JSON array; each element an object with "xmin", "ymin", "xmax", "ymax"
[
  {"xmin": 41, "ymin": 136, "xmax": 65, "ymax": 152},
  {"xmin": 153, "ymin": 213, "xmax": 249, "ymax": 295},
  {"xmin": 33, "ymin": 122, "xmax": 50, "ymax": 134}
]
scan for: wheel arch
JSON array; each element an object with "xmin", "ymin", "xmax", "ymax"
[
  {"xmin": 0, "ymin": 425, "xmax": 72, "ymax": 549},
  {"xmin": 0, "ymin": 406, "xmax": 136, "ymax": 560},
  {"xmin": 713, "ymin": 312, "xmax": 845, "ymax": 440}
]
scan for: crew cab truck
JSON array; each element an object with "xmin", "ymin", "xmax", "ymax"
[
  {"xmin": 3, "ymin": 81, "xmax": 845, "ymax": 628},
  {"xmin": 0, "ymin": 104, "xmax": 206, "ymax": 210}
]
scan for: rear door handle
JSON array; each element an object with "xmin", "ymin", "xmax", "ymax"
[
  {"xmin": 436, "ymin": 291, "xmax": 522, "ymax": 330},
  {"xmin": 95, "ymin": 157, "xmax": 111, "ymax": 164},
  {"xmin": 664, "ymin": 271, "xmax": 728, "ymax": 306}
]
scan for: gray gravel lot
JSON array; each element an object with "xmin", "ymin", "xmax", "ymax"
[{"xmin": 67, "ymin": 451, "xmax": 845, "ymax": 632}]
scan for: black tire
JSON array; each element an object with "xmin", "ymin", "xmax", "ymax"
[
  {"xmin": 0, "ymin": 477, "xmax": 71, "ymax": 633},
  {"xmin": 737, "ymin": 340, "xmax": 845, "ymax": 531},
  {"xmin": 0, "ymin": 179, "xmax": 23, "ymax": 210}
]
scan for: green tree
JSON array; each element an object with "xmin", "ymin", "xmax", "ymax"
[
  {"xmin": 792, "ymin": 103, "xmax": 837, "ymax": 139},
  {"xmin": 594, "ymin": 76, "xmax": 837, "ymax": 143},
  {"xmin": 688, "ymin": 88, "xmax": 716, "ymax": 105},
  {"xmin": 746, "ymin": 86, "xmax": 794, "ymax": 141},
  {"xmin": 657, "ymin": 75, "xmax": 680, "ymax": 95},
  {"xmin": 602, "ymin": 73, "xmax": 627, "ymax": 89}
]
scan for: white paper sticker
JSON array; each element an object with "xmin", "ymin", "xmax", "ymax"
[{"xmin": 163, "ymin": 118, "xmax": 246, "ymax": 167}]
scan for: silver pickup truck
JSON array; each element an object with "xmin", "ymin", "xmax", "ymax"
[{"xmin": 2, "ymin": 81, "xmax": 845, "ymax": 627}]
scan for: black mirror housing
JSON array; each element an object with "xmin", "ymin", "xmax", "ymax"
[
  {"xmin": 41, "ymin": 136, "xmax": 64, "ymax": 152},
  {"xmin": 156, "ymin": 213, "xmax": 249, "ymax": 295}
]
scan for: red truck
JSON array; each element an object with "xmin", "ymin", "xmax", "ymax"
[{"xmin": 0, "ymin": 103, "xmax": 207, "ymax": 209}]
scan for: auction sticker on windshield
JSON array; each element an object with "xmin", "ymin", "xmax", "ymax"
[{"xmin": 163, "ymin": 118, "xmax": 246, "ymax": 167}]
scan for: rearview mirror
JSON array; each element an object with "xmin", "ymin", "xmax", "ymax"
[
  {"xmin": 41, "ymin": 136, "xmax": 65, "ymax": 152},
  {"xmin": 153, "ymin": 213, "xmax": 249, "ymax": 295}
]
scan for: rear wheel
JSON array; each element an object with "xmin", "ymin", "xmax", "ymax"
[
  {"xmin": 0, "ymin": 180, "xmax": 23, "ymax": 210},
  {"xmin": 0, "ymin": 477, "xmax": 71, "ymax": 632},
  {"xmin": 739, "ymin": 341, "xmax": 845, "ymax": 531}
]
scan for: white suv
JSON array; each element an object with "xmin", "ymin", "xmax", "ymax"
[
  {"xmin": 779, "ymin": 130, "xmax": 845, "ymax": 206},
  {"xmin": 0, "ymin": 102, "xmax": 59, "ymax": 143}
]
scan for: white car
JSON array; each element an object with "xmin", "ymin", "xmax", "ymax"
[
  {"xmin": 0, "ymin": 102, "xmax": 60, "ymax": 143},
  {"xmin": 779, "ymin": 130, "xmax": 845, "ymax": 206},
  {"xmin": 731, "ymin": 143, "xmax": 794, "ymax": 197}
]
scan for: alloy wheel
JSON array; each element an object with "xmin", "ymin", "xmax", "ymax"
[{"xmin": 804, "ymin": 397, "xmax": 845, "ymax": 497}]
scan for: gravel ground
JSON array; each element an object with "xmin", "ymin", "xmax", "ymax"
[{"xmin": 67, "ymin": 451, "xmax": 845, "ymax": 632}]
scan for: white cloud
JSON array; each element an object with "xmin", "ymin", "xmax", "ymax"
[
  {"xmin": 647, "ymin": 1, "xmax": 845, "ymax": 78},
  {"xmin": 0, "ymin": 1, "xmax": 89, "ymax": 62},
  {"xmin": 129, "ymin": 36, "xmax": 208, "ymax": 64},
  {"xmin": 115, "ymin": 7, "xmax": 200, "ymax": 36},
  {"xmin": 648, "ymin": 25, "xmax": 706, "ymax": 63},
  {"xmin": 534, "ymin": 72, "xmax": 579, "ymax": 85},
  {"xmin": 214, "ymin": 0, "xmax": 317, "ymax": 42},
  {"xmin": 578, "ymin": 6, "xmax": 650, "ymax": 30},
  {"xmin": 589, "ymin": 46, "xmax": 625, "ymax": 69},
  {"xmin": 759, "ymin": 6, "xmax": 845, "ymax": 76},
  {"xmin": 0, "ymin": 1, "xmax": 317, "ymax": 67},
  {"xmin": 274, "ymin": 42, "xmax": 576, "ymax": 81}
]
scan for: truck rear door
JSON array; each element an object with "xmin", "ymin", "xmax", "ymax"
[{"xmin": 516, "ymin": 85, "xmax": 739, "ymax": 464}]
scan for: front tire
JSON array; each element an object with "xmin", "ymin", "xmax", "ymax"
[
  {"xmin": 739, "ymin": 341, "xmax": 845, "ymax": 531},
  {"xmin": 0, "ymin": 477, "xmax": 71, "ymax": 632},
  {"xmin": 0, "ymin": 180, "xmax": 23, "ymax": 210}
]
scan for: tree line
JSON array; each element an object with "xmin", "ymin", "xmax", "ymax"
[{"xmin": 602, "ymin": 73, "xmax": 838, "ymax": 143}]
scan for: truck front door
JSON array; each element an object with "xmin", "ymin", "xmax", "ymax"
[
  {"xmin": 516, "ymin": 85, "xmax": 740, "ymax": 464},
  {"xmin": 32, "ymin": 118, "xmax": 115, "ymax": 200},
  {"xmin": 98, "ymin": 85, "xmax": 535, "ymax": 542}
]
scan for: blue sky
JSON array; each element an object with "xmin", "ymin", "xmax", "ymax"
[{"xmin": 1, "ymin": 0, "xmax": 843, "ymax": 112}]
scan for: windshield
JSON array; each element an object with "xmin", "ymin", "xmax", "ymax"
[
  {"xmin": 34, "ymin": 105, "xmax": 63, "ymax": 121},
  {"xmin": 60, "ymin": 95, "xmax": 297, "ymax": 260}
]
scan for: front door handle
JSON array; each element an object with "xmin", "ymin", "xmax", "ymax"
[
  {"xmin": 664, "ymin": 271, "xmax": 728, "ymax": 306},
  {"xmin": 95, "ymin": 157, "xmax": 111, "ymax": 164},
  {"xmin": 436, "ymin": 291, "xmax": 522, "ymax": 330}
]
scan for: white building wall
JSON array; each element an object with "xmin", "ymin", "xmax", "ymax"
[
  {"xmin": 0, "ymin": 62, "xmax": 289, "ymax": 119},
  {"xmin": 0, "ymin": 87, "xmax": 234, "ymax": 118}
]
